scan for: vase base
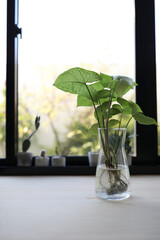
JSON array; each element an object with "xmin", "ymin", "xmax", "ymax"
[{"xmin": 96, "ymin": 191, "xmax": 131, "ymax": 201}]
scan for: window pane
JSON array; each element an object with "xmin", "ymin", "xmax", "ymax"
[
  {"xmin": 155, "ymin": 0, "xmax": 160, "ymax": 155},
  {"xmin": 18, "ymin": 0, "xmax": 135, "ymax": 156},
  {"xmin": 0, "ymin": 1, "xmax": 6, "ymax": 158}
]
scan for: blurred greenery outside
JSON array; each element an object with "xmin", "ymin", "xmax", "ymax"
[
  {"xmin": 0, "ymin": 65, "xmax": 160, "ymax": 157},
  {"xmin": 18, "ymin": 63, "xmax": 136, "ymax": 157}
]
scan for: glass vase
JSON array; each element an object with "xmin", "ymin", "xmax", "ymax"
[{"xmin": 95, "ymin": 128, "xmax": 131, "ymax": 201}]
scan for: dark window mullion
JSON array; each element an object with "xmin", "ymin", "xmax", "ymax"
[
  {"xmin": 135, "ymin": 0, "xmax": 158, "ymax": 164},
  {"xmin": 6, "ymin": 0, "xmax": 18, "ymax": 166}
]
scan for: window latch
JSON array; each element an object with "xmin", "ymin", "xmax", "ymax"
[{"xmin": 13, "ymin": 25, "xmax": 22, "ymax": 39}]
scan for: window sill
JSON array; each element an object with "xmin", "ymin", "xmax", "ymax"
[{"xmin": 1, "ymin": 165, "xmax": 160, "ymax": 175}]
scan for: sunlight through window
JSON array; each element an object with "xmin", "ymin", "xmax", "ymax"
[{"xmin": 18, "ymin": 0, "xmax": 135, "ymax": 156}]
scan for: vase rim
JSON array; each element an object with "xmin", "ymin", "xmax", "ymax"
[{"xmin": 98, "ymin": 127, "xmax": 126, "ymax": 130}]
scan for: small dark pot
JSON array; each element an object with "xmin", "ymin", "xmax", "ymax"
[
  {"xmin": 17, "ymin": 152, "xmax": 33, "ymax": 166},
  {"xmin": 51, "ymin": 156, "xmax": 66, "ymax": 167},
  {"xmin": 88, "ymin": 151, "xmax": 99, "ymax": 167}
]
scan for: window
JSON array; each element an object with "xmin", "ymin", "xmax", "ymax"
[
  {"xmin": 18, "ymin": 0, "xmax": 135, "ymax": 156},
  {"xmin": 1, "ymin": 0, "xmax": 159, "ymax": 174}
]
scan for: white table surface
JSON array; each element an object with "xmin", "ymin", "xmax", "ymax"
[{"xmin": 0, "ymin": 175, "xmax": 160, "ymax": 240}]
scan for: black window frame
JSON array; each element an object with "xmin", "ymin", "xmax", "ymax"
[{"xmin": 0, "ymin": 0, "xmax": 160, "ymax": 175}]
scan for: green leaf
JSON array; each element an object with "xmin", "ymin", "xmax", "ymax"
[
  {"xmin": 108, "ymin": 119, "xmax": 120, "ymax": 127},
  {"xmin": 123, "ymin": 107, "xmax": 132, "ymax": 114},
  {"xmin": 133, "ymin": 112, "xmax": 157, "ymax": 125},
  {"xmin": 99, "ymin": 73, "xmax": 112, "ymax": 88},
  {"xmin": 54, "ymin": 67, "xmax": 101, "ymax": 85},
  {"xmin": 94, "ymin": 102, "xmax": 109, "ymax": 126},
  {"xmin": 129, "ymin": 101, "xmax": 157, "ymax": 125},
  {"xmin": 117, "ymin": 97, "xmax": 130, "ymax": 108},
  {"xmin": 97, "ymin": 90, "xmax": 118, "ymax": 100},
  {"xmin": 109, "ymin": 107, "xmax": 121, "ymax": 117},
  {"xmin": 129, "ymin": 101, "xmax": 143, "ymax": 113},
  {"xmin": 91, "ymin": 81, "xmax": 104, "ymax": 91},
  {"xmin": 22, "ymin": 139, "xmax": 30, "ymax": 152},
  {"xmin": 87, "ymin": 85, "xmax": 99, "ymax": 102},
  {"xmin": 114, "ymin": 76, "xmax": 135, "ymax": 97},
  {"xmin": 117, "ymin": 97, "xmax": 132, "ymax": 114},
  {"xmin": 109, "ymin": 78, "xmax": 119, "ymax": 90},
  {"xmin": 88, "ymin": 124, "xmax": 99, "ymax": 136},
  {"xmin": 97, "ymin": 90, "xmax": 110, "ymax": 100},
  {"xmin": 77, "ymin": 95, "xmax": 93, "ymax": 107},
  {"xmin": 53, "ymin": 67, "xmax": 101, "ymax": 99},
  {"xmin": 112, "ymin": 104, "xmax": 123, "ymax": 112}
]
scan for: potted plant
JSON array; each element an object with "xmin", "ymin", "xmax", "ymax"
[
  {"xmin": 51, "ymin": 146, "xmax": 68, "ymax": 167},
  {"xmin": 88, "ymin": 151, "xmax": 99, "ymax": 167},
  {"xmin": 35, "ymin": 150, "xmax": 50, "ymax": 167},
  {"xmin": 17, "ymin": 116, "xmax": 40, "ymax": 166},
  {"xmin": 53, "ymin": 67, "xmax": 157, "ymax": 200}
]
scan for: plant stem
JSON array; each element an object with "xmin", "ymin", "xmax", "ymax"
[
  {"xmin": 112, "ymin": 110, "xmax": 124, "ymax": 168},
  {"xmin": 99, "ymin": 100, "xmax": 105, "ymax": 129},
  {"xmin": 28, "ymin": 129, "xmax": 37, "ymax": 140},
  {"xmin": 86, "ymin": 85, "xmax": 101, "ymax": 128},
  {"xmin": 106, "ymin": 89, "xmax": 115, "ymax": 129},
  {"xmin": 118, "ymin": 111, "xmax": 123, "ymax": 129},
  {"xmin": 105, "ymin": 90, "xmax": 115, "ymax": 167},
  {"xmin": 125, "ymin": 116, "xmax": 133, "ymax": 128},
  {"xmin": 85, "ymin": 85, "xmax": 110, "ymax": 161}
]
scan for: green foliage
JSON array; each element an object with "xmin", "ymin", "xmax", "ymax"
[
  {"xmin": 99, "ymin": 73, "xmax": 113, "ymax": 88},
  {"xmin": 77, "ymin": 95, "xmax": 93, "ymax": 107},
  {"xmin": 63, "ymin": 109, "xmax": 100, "ymax": 155},
  {"xmin": 114, "ymin": 75, "xmax": 137, "ymax": 97},
  {"xmin": 53, "ymin": 67, "xmax": 101, "ymax": 102},
  {"xmin": 65, "ymin": 122, "xmax": 99, "ymax": 155},
  {"xmin": 53, "ymin": 67, "xmax": 158, "ymax": 167},
  {"xmin": 54, "ymin": 145, "xmax": 69, "ymax": 156},
  {"xmin": 54, "ymin": 67, "xmax": 157, "ymax": 129}
]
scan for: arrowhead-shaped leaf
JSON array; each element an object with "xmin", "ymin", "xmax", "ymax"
[
  {"xmin": 117, "ymin": 97, "xmax": 132, "ymax": 114},
  {"xmin": 109, "ymin": 107, "xmax": 121, "ymax": 117},
  {"xmin": 91, "ymin": 81, "xmax": 104, "ymax": 91},
  {"xmin": 133, "ymin": 112, "xmax": 157, "ymax": 125},
  {"xmin": 77, "ymin": 95, "xmax": 93, "ymax": 107},
  {"xmin": 108, "ymin": 119, "xmax": 120, "ymax": 127},
  {"xmin": 54, "ymin": 68, "xmax": 100, "ymax": 91},
  {"xmin": 99, "ymin": 73, "xmax": 113, "ymax": 88},
  {"xmin": 129, "ymin": 101, "xmax": 143, "ymax": 113},
  {"xmin": 112, "ymin": 104, "xmax": 123, "ymax": 112},
  {"xmin": 117, "ymin": 97, "xmax": 130, "ymax": 107},
  {"xmin": 114, "ymin": 76, "xmax": 136, "ymax": 97},
  {"xmin": 54, "ymin": 67, "xmax": 101, "ymax": 101}
]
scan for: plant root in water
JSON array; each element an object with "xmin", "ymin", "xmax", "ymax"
[
  {"xmin": 107, "ymin": 180, "xmax": 128, "ymax": 195},
  {"xmin": 107, "ymin": 170, "xmax": 128, "ymax": 195},
  {"xmin": 98, "ymin": 166, "xmax": 129, "ymax": 196}
]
